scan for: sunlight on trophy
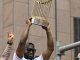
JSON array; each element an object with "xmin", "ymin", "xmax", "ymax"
[{"xmin": 31, "ymin": 0, "xmax": 53, "ymax": 27}]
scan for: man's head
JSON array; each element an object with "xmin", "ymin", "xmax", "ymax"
[{"xmin": 24, "ymin": 43, "xmax": 36, "ymax": 59}]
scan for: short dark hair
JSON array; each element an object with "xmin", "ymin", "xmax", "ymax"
[
  {"xmin": 28, "ymin": 43, "xmax": 34, "ymax": 47},
  {"xmin": 25, "ymin": 42, "xmax": 36, "ymax": 51}
]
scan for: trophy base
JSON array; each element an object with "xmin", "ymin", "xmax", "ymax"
[{"xmin": 32, "ymin": 16, "xmax": 48, "ymax": 27}]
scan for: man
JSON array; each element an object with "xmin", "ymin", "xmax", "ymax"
[
  {"xmin": 13, "ymin": 18, "xmax": 54, "ymax": 60},
  {"xmin": 0, "ymin": 32, "xmax": 14, "ymax": 60}
]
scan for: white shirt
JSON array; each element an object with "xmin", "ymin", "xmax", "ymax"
[{"xmin": 13, "ymin": 53, "xmax": 43, "ymax": 60}]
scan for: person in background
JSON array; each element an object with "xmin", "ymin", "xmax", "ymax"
[
  {"xmin": 0, "ymin": 32, "xmax": 14, "ymax": 60},
  {"xmin": 13, "ymin": 18, "xmax": 54, "ymax": 60},
  {"xmin": 77, "ymin": 53, "xmax": 80, "ymax": 60}
]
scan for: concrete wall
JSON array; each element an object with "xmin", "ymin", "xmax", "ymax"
[{"xmin": 0, "ymin": 0, "xmax": 80, "ymax": 60}]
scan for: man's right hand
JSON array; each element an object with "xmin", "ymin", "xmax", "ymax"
[
  {"xmin": 26, "ymin": 18, "xmax": 32, "ymax": 26},
  {"xmin": 15, "ymin": 18, "xmax": 32, "ymax": 58}
]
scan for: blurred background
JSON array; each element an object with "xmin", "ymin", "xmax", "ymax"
[{"xmin": 0, "ymin": 0, "xmax": 80, "ymax": 60}]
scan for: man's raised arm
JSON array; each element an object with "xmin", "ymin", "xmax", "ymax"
[
  {"xmin": 16, "ymin": 18, "xmax": 32, "ymax": 58},
  {"xmin": 42, "ymin": 22, "xmax": 54, "ymax": 60},
  {"xmin": 1, "ymin": 32, "xmax": 14, "ymax": 60}
]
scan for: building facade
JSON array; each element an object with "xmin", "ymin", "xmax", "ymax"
[{"xmin": 0, "ymin": 0, "xmax": 80, "ymax": 60}]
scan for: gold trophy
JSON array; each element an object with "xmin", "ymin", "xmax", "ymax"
[{"xmin": 31, "ymin": 0, "xmax": 52, "ymax": 27}]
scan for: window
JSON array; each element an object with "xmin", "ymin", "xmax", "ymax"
[{"xmin": 74, "ymin": 17, "xmax": 80, "ymax": 60}]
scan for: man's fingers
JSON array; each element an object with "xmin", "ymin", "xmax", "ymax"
[
  {"xmin": 26, "ymin": 18, "xmax": 32, "ymax": 24},
  {"xmin": 8, "ymin": 32, "xmax": 14, "ymax": 40},
  {"xmin": 29, "ymin": 18, "xmax": 32, "ymax": 22},
  {"xmin": 10, "ymin": 34, "xmax": 14, "ymax": 37},
  {"xmin": 8, "ymin": 35, "xmax": 14, "ymax": 40}
]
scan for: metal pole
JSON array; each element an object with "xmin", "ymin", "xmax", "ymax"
[
  {"xmin": 55, "ymin": 0, "xmax": 57, "ymax": 41},
  {"xmin": 54, "ymin": 0, "xmax": 62, "ymax": 58},
  {"xmin": 54, "ymin": 0, "xmax": 60, "ymax": 59},
  {"xmin": 55, "ymin": 41, "xmax": 62, "ymax": 60},
  {"xmin": 54, "ymin": 0, "xmax": 63, "ymax": 60},
  {"xmin": 59, "ymin": 41, "xmax": 80, "ymax": 52},
  {"xmin": 55, "ymin": 41, "xmax": 80, "ymax": 60}
]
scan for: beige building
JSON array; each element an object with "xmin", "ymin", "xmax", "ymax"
[{"xmin": 0, "ymin": 0, "xmax": 80, "ymax": 60}]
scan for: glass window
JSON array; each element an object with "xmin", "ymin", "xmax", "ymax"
[{"xmin": 74, "ymin": 17, "xmax": 80, "ymax": 60}]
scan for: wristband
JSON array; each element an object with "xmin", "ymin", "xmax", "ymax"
[{"xmin": 7, "ymin": 41, "xmax": 13, "ymax": 45}]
